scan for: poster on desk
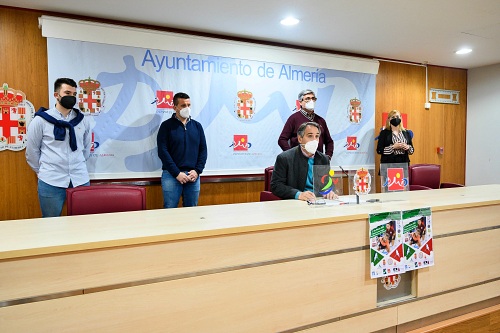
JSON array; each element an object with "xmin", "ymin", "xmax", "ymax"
[
  {"xmin": 369, "ymin": 211, "xmax": 405, "ymax": 278},
  {"xmin": 402, "ymin": 207, "xmax": 434, "ymax": 271}
]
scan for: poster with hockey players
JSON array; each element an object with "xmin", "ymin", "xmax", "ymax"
[
  {"xmin": 369, "ymin": 211, "xmax": 405, "ymax": 278},
  {"xmin": 402, "ymin": 207, "xmax": 434, "ymax": 271}
]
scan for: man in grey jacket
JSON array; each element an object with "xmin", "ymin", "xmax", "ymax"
[{"xmin": 271, "ymin": 121, "xmax": 336, "ymax": 201}]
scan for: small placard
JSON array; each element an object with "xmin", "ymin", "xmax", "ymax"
[{"xmin": 429, "ymin": 88, "xmax": 460, "ymax": 104}]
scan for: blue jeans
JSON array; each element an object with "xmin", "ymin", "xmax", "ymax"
[
  {"xmin": 161, "ymin": 170, "xmax": 200, "ymax": 208},
  {"xmin": 38, "ymin": 180, "xmax": 89, "ymax": 218}
]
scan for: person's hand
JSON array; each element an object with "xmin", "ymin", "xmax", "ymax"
[
  {"xmin": 324, "ymin": 191, "xmax": 339, "ymax": 200},
  {"xmin": 176, "ymin": 172, "xmax": 190, "ymax": 184},
  {"xmin": 187, "ymin": 170, "xmax": 198, "ymax": 182},
  {"xmin": 298, "ymin": 191, "xmax": 316, "ymax": 201},
  {"xmin": 401, "ymin": 143, "xmax": 410, "ymax": 150},
  {"xmin": 393, "ymin": 142, "xmax": 403, "ymax": 149}
]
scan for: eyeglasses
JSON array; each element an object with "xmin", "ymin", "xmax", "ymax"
[{"xmin": 303, "ymin": 97, "xmax": 317, "ymax": 102}]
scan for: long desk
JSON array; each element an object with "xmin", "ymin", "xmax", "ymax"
[{"xmin": 0, "ymin": 185, "xmax": 499, "ymax": 332}]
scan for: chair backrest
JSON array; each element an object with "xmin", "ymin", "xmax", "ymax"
[
  {"xmin": 409, "ymin": 164, "xmax": 441, "ymax": 189},
  {"xmin": 66, "ymin": 185, "xmax": 146, "ymax": 216},
  {"xmin": 260, "ymin": 191, "xmax": 281, "ymax": 201},
  {"xmin": 264, "ymin": 166, "xmax": 274, "ymax": 191},
  {"xmin": 440, "ymin": 182, "xmax": 465, "ymax": 189},
  {"xmin": 409, "ymin": 184, "xmax": 433, "ymax": 191}
]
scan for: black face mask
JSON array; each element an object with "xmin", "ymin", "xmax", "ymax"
[
  {"xmin": 390, "ymin": 118, "xmax": 401, "ymax": 127},
  {"xmin": 59, "ymin": 95, "xmax": 77, "ymax": 110}
]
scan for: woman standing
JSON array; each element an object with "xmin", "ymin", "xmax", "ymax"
[{"xmin": 377, "ymin": 110, "xmax": 414, "ymax": 167}]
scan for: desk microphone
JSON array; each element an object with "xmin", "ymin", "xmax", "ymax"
[
  {"xmin": 338, "ymin": 165, "xmax": 360, "ymax": 204},
  {"xmin": 338, "ymin": 165, "xmax": 349, "ymax": 178}
]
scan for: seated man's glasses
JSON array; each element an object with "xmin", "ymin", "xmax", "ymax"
[{"xmin": 303, "ymin": 97, "xmax": 317, "ymax": 102}]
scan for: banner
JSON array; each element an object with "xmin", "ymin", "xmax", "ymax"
[{"xmin": 47, "ymin": 38, "xmax": 376, "ymax": 179}]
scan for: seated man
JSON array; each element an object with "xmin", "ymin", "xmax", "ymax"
[{"xmin": 271, "ymin": 121, "xmax": 336, "ymax": 201}]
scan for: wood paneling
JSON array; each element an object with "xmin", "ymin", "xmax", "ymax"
[
  {"xmin": 0, "ymin": 8, "xmax": 49, "ymax": 220},
  {"xmin": 0, "ymin": 251, "xmax": 374, "ymax": 333},
  {"xmin": 418, "ymin": 229, "xmax": 500, "ymax": 297},
  {"xmin": 0, "ymin": 7, "xmax": 468, "ymax": 221},
  {"xmin": 0, "ymin": 219, "xmax": 366, "ymax": 301},
  {"xmin": 374, "ymin": 62, "xmax": 467, "ymax": 191}
]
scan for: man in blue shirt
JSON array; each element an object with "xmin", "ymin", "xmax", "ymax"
[
  {"xmin": 26, "ymin": 78, "xmax": 91, "ymax": 217},
  {"xmin": 157, "ymin": 92, "xmax": 208, "ymax": 208}
]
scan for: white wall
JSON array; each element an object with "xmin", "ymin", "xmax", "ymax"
[{"xmin": 466, "ymin": 63, "xmax": 500, "ymax": 185}]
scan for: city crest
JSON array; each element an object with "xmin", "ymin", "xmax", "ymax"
[
  {"xmin": 234, "ymin": 89, "xmax": 255, "ymax": 120},
  {"xmin": 0, "ymin": 83, "xmax": 35, "ymax": 151},
  {"xmin": 348, "ymin": 97, "xmax": 362, "ymax": 124},
  {"xmin": 78, "ymin": 77, "xmax": 105, "ymax": 115}
]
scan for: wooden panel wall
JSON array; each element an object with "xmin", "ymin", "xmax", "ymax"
[
  {"xmin": 375, "ymin": 61, "xmax": 467, "ymax": 191},
  {"xmin": 0, "ymin": 7, "xmax": 467, "ymax": 221}
]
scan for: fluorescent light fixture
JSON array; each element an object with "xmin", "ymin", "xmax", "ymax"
[
  {"xmin": 280, "ymin": 17, "xmax": 299, "ymax": 26},
  {"xmin": 455, "ymin": 48, "xmax": 472, "ymax": 55}
]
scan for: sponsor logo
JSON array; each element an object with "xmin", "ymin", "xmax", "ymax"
[
  {"xmin": 230, "ymin": 135, "xmax": 252, "ymax": 151},
  {"xmin": 153, "ymin": 90, "xmax": 174, "ymax": 109},
  {"xmin": 318, "ymin": 169, "xmax": 339, "ymax": 195},
  {"xmin": 383, "ymin": 167, "xmax": 408, "ymax": 191},
  {"xmin": 345, "ymin": 136, "xmax": 360, "ymax": 151},
  {"xmin": 90, "ymin": 132, "xmax": 100, "ymax": 153}
]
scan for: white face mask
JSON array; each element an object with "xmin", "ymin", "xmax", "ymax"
[
  {"xmin": 179, "ymin": 107, "xmax": 190, "ymax": 118},
  {"xmin": 305, "ymin": 100, "xmax": 315, "ymax": 110},
  {"xmin": 302, "ymin": 140, "xmax": 319, "ymax": 155}
]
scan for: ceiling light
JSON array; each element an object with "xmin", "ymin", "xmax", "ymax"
[
  {"xmin": 455, "ymin": 48, "xmax": 472, "ymax": 55},
  {"xmin": 280, "ymin": 17, "xmax": 299, "ymax": 26}
]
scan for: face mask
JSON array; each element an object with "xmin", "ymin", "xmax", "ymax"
[
  {"xmin": 59, "ymin": 95, "xmax": 76, "ymax": 109},
  {"xmin": 302, "ymin": 140, "xmax": 319, "ymax": 155},
  {"xmin": 179, "ymin": 107, "xmax": 190, "ymax": 118},
  {"xmin": 390, "ymin": 118, "xmax": 401, "ymax": 127},
  {"xmin": 305, "ymin": 100, "xmax": 315, "ymax": 110}
]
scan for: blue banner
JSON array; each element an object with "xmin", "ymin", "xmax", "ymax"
[{"xmin": 47, "ymin": 38, "xmax": 375, "ymax": 178}]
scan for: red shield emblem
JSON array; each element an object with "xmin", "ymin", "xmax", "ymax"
[
  {"xmin": 78, "ymin": 77, "xmax": 105, "ymax": 115},
  {"xmin": 235, "ymin": 90, "xmax": 255, "ymax": 120},
  {"xmin": 348, "ymin": 98, "xmax": 362, "ymax": 124},
  {"xmin": 0, "ymin": 83, "xmax": 34, "ymax": 151},
  {"xmin": 353, "ymin": 167, "xmax": 371, "ymax": 195}
]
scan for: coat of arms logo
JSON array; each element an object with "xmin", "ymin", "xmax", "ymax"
[
  {"xmin": 78, "ymin": 77, "xmax": 105, "ymax": 115},
  {"xmin": 353, "ymin": 167, "xmax": 372, "ymax": 195},
  {"xmin": 348, "ymin": 98, "xmax": 362, "ymax": 124},
  {"xmin": 234, "ymin": 89, "xmax": 255, "ymax": 120},
  {"xmin": 0, "ymin": 83, "xmax": 35, "ymax": 151}
]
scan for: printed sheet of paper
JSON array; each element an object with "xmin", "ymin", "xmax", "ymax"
[
  {"xmin": 369, "ymin": 211, "xmax": 405, "ymax": 279},
  {"xmin": 402, "ymin": 207, "xmax": 434, "ymax": 271}
]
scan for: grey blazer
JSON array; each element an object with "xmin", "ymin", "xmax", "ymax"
[{"xmin": 271, "ymin": 146, "xmax": 330, "ymax": 199}]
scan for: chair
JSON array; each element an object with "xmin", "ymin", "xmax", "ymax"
[
  {"xmin": 408, "ymin": 164, "xmax": 464, "ymax": 189},
  {"xmin": 409, "ymin": 184, "xmax": 433, "ymax": 191},
  {"xmin": 264, "ymin": 166, "xmax": 274, "ymax": 191},
  {"xmin": 259, "ymin": 191, "xmax": 282, "ymax": 201},
  {"xmin": 260, "ymin": 166, "xmax": 281, "ymax": 201},
  {"xmin": 66, "ymin": 184, "xmax": 146, "ymax": 216}
]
